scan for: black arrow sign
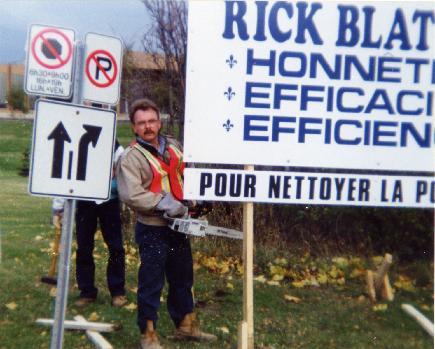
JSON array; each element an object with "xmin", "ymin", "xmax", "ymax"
[
  {"xmin": 76, "ymin": 124, "xmax": 102, "ymax": 181},
  {"xmin": 47, "ymin": 122, "xmax": 71, "ymax": 179}
]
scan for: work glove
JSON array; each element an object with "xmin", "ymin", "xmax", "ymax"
[{"xmin": 156, "ymin": 192, "xmax": 188, "ymax": 218}]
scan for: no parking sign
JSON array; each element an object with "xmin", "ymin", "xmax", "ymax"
[{"xmin": 82, "ymin": 33, "xmax": 123, "ymax": 105}]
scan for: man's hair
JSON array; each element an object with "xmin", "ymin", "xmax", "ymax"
[{"xmin": 129, "ymin": 98, "xmax": 160, "ymax": 123}]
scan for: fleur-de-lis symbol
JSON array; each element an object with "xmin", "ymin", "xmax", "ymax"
[
  {"xmin": 223, "ymin": 119, "xmax": 234, "ymax": 132},
  {"xmin": 226, "ymin": 54, "xmax": 237, "ymax": 68},
  {"xmin": 224, "ymin": 87, "xmax": 235, "ymax": 101}
]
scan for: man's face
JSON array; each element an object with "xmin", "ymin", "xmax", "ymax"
[{"xmin": 132, "ymin": 109, "xmax": 161, "ymax": 145}]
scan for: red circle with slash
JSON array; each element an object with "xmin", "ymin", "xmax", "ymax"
[
  {"xmin": 31, "ymin": 28, "xmax": 73, "ymax": 69},
  {"xmin": 85, "ymin": 49, "xmax": 118, "ymax": 88}
]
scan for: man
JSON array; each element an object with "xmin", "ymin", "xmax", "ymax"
[
  {"xmin": 74, "ymin": 140, "xmax": 127, "ymax": 308},
  {"xmin": 117, "ymin": 98, "xmax": 216, "ymax": 349}
]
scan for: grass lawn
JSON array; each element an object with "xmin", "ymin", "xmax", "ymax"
[{"xmin": 0, "ymin": 119, "xmax": 433, "ymax": 349}]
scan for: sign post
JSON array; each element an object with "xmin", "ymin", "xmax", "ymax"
[
  {"xmin": 49, "ymin": 40, "xmax": 84, "ymax": 349},
  {"xmin": 240, "ymin": 165, "xmax": 254, "ymax": 349}
]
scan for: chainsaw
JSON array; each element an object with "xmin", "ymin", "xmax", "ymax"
[{"xmin": 164, "ymin": 214, "xmax": 243, "ymax": 240}]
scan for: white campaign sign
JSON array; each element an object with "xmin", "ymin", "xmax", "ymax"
[
  {"xmin": 184, "ymin": 168, "xmax": 435, "ymax": 208},
  {"xmin": 24, "ymin": 24, "xmax": 75, "ymax": 99},
  {"xmin": 82, "ymin": 32, "xmax": 123, "ymax": 105},
  {"xmin": 184, "ymin": 1, "xmax": 435, "ymax": 172},
  {"xmin": 29, "ymin": 100, "xmax": 116, "ymax": 200}
]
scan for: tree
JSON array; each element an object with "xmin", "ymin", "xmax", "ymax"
[{"xmin": 141, "ymin": 0, "xmax": 187, "ymax": 141}]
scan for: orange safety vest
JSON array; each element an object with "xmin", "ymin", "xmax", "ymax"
[{"xmin": 133, "ymin": 141, "xmax": 184, "ymax": 201}]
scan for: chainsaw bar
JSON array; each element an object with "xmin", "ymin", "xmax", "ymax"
[{"xmin": 165, "ymin": 214, "xmax": 243, "ymax": 240}]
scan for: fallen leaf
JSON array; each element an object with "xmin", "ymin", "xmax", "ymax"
[
  {"xmin": 371, "ymin": 256, "xmax": 384, "ymax": 265},
  {"xmin": 125, "ymin": 302, "xmax": 137, "ymax": 311},
  {"xmin": 308, "ymin": 276, "xmax": 320, "ymax": 287},
  {"xmin": 328, "ymin": 266, "xmax": 340, "ymax": 279},
  {"xmin": 332, "ymin": 257, "xmax": 349, "ymax": 268},
  {"xmin": 254, "ymin": 275, "xmax": 267, "ymax": 283},
  {"xmin": 271, "ymin": 274, "xmax": 284, "ymax": 281},
  {"xmin": 88, "ymin": 312, "xmax": 99, "ymax": 321},
  {"xmin": 226, "ymin": 282, "xmax": 234, "ymax": 289},
  {"xmin": 336, "ymin": 277, "xmax": 346, "ymax": 285},
  {"xmin": 284, "ymin": 295, "xmax": 301, "ymax": 303},
  {"xmin": 350, "ymin": 268, "xmax": 365, "ymax": 279},
  {"xmin": 317, "ymin": 273, "xmax": 328, "ymax": 284},
  {"xmin": 49, "ymin": 287, "xmax": 57, "ymax": 297},
  {"xmin": 269, "ymin": 265, "xmax": 287, "ymax": 279},
  {"xmin": 394, "ymin": 276, "xmax": 416, "ymax": 292},
  {"xmin": 34, "ymin": 235, "xmax": 43, "ymax": 241},
  {"xmin": 5, "ymin": 302, "xmax": 17, "ymax": 310},
  {"xmin": 263, "ymin": 318, "xmax": 273, "ymax": 326},
  {"xmin": 218, "ymin": 326, "xmax": 229, "ymax": 334},
  {"xmin": 267, "ymin": 280, "xmax": 280, "ymax": 286},
  {"xmin": 292, "ymin": 280, "xmax": 306, "ymax": 288},
  {"xmin": 274, "ymin": 257, "xmax": 288, "ymax": 266},
  {"xmin": 357, "ymin": 295, "xmax": 366, "ymax": 303},
  {"xmin": 372, "ymin": 304, "xmax": 388, "ymax": 312}
]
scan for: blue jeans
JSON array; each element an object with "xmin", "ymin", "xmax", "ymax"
[
  {"xmin": 135, "ymin": 222, "xmax": 194, "ymax": 332},
  {"xmin": 75, "ymin": 199, "xmax": 125, "ymax": 299}
]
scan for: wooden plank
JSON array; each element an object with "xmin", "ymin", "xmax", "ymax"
[
  {"xmin": 74, "ymin": 316, "xmax": 113, "ymax": 349},
  {"xmin": 237, "ymin": 321, "xmax": 248, "ymax": 349},
  {"xmin": 366, "ymin": 270, "xmax": 376, "ymax": 302},
  {"xmin": 401, "ymin": 304, "xmax": 434, "ymax": 336},
  {"xmin": 381, "ymin": 275, "xmax": 394, "ymax": 301},
  {"xmin": 36, "ymin": 318, "xmax": 116, "ymax": 333},
  {"xmin": 242, "ymin": 164, "xmax": 254, "ymax": 349},
  {"xmin": 374, "ymin": 253, "xmax": 392, "ymax": 291}
]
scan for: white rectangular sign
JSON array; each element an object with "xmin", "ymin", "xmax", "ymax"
[
  {"xmin": 24, "ymin": 24, "xmax": 75, "ymax": 99},
  {"xmin": 29, "ymin": 100, "xmax": 116, "ymax": 200},
  {"xmin": 184, "ymin": 168, "xmax": 435, "ymax": 208},
  {"xmin": 184, "ymin": 1, "xmax": 435, "ymax": 172},
  {"xmin": 82, "ymin": 32, "xmax": 123, "ymax": 105}
]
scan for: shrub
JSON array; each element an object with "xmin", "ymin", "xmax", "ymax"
[
  {"xmin": 7, "ymin": 88, "xmax": 28, "ymax": 113},
  {"xmin": 18, "ymin": 147, "xmax": 30, "ymax": 177}
]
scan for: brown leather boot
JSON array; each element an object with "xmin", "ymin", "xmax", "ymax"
[
  {"xmin": 74, "ymin": 297, "xmax": 96, "ymax": 308},
  {"xmin": 139, "ymin": 320, "xmax": 163, "ymax": 349},
  {"xmin": 174, "ymin": 313, "xmax": 217, "ymax": 341}
]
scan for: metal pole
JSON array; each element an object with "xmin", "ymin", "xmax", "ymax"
[
  {"xmin": 49, "ymin": 40, "xmax": 84, "ymax": 349},
  {"xmin": 49, "ymin": 199, "xmax": 76, "ymax": 349}
]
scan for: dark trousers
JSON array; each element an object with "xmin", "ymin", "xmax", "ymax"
[
  {"xmin": 75, "ymin": 199, "xmax": 125, "ymax": 299},
  {"xmin": 135, "ymin": 222, "xmax": 194, "ymax": 332}
]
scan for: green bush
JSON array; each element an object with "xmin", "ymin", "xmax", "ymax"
[
  {"xmin": 18, "ymin": 146, "xmax": 30, "ymax": 177},
  {"xmin": 7, "ymin": 87, "xmax": 28, "ymax": 113}
]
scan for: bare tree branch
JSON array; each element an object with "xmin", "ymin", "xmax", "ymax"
[{"xmin": 141, "ymin": 0, "xmax": 187, "ymax": 141}]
